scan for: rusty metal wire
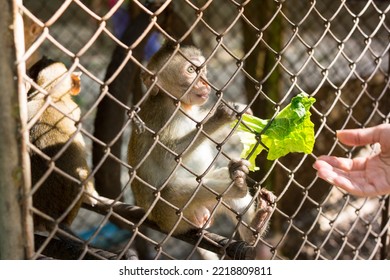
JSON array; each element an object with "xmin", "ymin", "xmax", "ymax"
[{"xmin": 7, "ymin": 0, "xmax": 390, "ymax": 260}]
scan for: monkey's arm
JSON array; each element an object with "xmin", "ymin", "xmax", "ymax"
[
  {"xmin": 172, "ymin": 102, "xmax": 238, "ymax": 154},
  {"xmin": 82, "ymin": 196, "xmax": 256, "ymax": 260},
  {"xmin": 202, "ymin": 102, "xmax": 238, "ymax": 134},
  {"xmin": 169, "ymin": 158, "xmax": 250, "ymax": 201}
]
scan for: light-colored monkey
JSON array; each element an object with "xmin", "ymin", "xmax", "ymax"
[
  {"xmin": 128, "ymin": 44, "xmax": 275, "ymax": 245},
  {"xmin": 28, "ymin": 58, "xmax": 98, "ymax": 232}
]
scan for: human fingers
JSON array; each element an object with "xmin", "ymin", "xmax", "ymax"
[
  {"xmin": 336, "ymin": 124, "xmax": 390, "ymax": 148},
  {"xmin": 313, "ymin": 157, "xmax": 345, "ymax": 184},
  {"xmin": 314, "ymin": 155, "xmax": 367, "ymax": 171},
  {"xmin": 313, "ymin": 158, "xmax": 368, "ymax": 196}
]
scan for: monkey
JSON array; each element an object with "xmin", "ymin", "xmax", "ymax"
[
  {"xmin": 27, "ymin": 57, "xmax": 98, "ymax": 233},
  {"xmin": 128, "ymin": 44, "xmax": 276, "ymax": 247}
]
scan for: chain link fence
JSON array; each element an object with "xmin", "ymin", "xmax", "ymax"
[{"xmin": 1, "ymin": 0, "xmax": 389, "ymax": 260}]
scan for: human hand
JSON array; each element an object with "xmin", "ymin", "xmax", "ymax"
[{"xmin": 313, "ymin": 124, "xmax": 390, "ymax": 197}]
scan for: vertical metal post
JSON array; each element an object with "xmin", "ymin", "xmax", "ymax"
[
  {"xmin": 0, "ymin": 0, "xmax": 33, "ymax": 259},
  {"xmin": 15, "ymin": 0, "xmax": 34, "ymax": 259},
  {"xmin": 380, "ymin": 41, "xmax": 390, "ymax": 260}
]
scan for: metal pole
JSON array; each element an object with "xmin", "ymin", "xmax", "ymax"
[
  {"xmin": 0, "ymin": 0, "xmax": 33, "ymax": 259},
  {"xmin": 380, "ymin": 35, "xmax": 390, "ymax": 260}
]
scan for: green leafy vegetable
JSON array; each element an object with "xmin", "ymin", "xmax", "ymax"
[{"xmin": 234, "ymin": 93, "xmax": 316, "ymax": 171}]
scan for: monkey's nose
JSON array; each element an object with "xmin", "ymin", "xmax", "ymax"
[{"xmin": 200, "ymin": 78, "xmax": 210, "ymax": 88}]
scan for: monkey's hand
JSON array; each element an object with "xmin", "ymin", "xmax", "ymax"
[
  {"xmin": 193, "ymin": 207, "xmax": 212, "ymax": 229},
  {"xmin": 259, "ymin": 189, "xmax": 276, "ymax": 206},
  {"xmin": 228, "ymin": 159, "xmax": 250, "ymax": 190},
  {"xmin": 214, "ymin": 102, "xmax": 237, "ymax": 121},
  {"xmin": 203, "ymin": 102, "xmax": 238, "ymax": 134},
  {"xmin": 252, "ymin": 189, "xmax": 276, "ymax": 235},
  {"xmin": 82, "ymin": 182, "xmax": 99, "ymax": 207}
]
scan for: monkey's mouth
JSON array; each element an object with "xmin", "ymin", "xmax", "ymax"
[
  {"xmin": 195, "ymin": 86, "xmax": 210, "ymax": 100},
  {"xmin": 196, "ymin": 92, "xmax": 209, "ymax": 99}
]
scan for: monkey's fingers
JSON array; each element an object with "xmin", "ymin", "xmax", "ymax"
[
  {"xmin": 228, "ymin": 159, "xmax": 250, "ymax": 174},
  {"xmin": 231, "ymin": 175, "xmax": 246, "ymax": 188},
  {"xmin": 228, "ymin": 159, "xmax": 250, "ymax": 188},
  {"xmin": 215, "ymin": 102, "xmax": 236, "ymax": 120},
  {"xmin": 193, "ymin": 208, "xmax": 212, "ymax": 229},
  {"xmin": 252, "ymin": 206, "xmax": 273, "ymax": 233},
  {"xmin": 233, "ymin": 103, "xmax": 253, "ymax": 116},
  {"xmin": 259, "ymin": 189, "xmax": 276, "ymax": 205}
]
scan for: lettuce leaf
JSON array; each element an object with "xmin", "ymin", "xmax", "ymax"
[{"xmin": 234, "ymin": 93, "xmax": 316, "ymax": 171}]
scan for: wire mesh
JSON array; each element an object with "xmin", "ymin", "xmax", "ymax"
[{"xmin": 12, "ymin": 0, "xmax": 390, "ymax": 260}]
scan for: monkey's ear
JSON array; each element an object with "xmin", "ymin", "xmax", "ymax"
[
  {"xmin": 70, "ymin": 72, "xmax": 82, "ymax": 96},
  {"xmin": 30, "ymin": 22, "xmax": 42, "ymax": 38},
  {"xmin": 141, "ymin": 71, "xmax": 159, "ymax": 96}
]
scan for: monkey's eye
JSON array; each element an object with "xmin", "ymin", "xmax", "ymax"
[{"xmin": 187, "ymin": 66, "xmax": 196, "ymax": 73}]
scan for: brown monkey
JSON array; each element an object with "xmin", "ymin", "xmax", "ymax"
[
  {"xmin": 128, "ymin": 44, "xmax": 275, "ymax": 245},
  {"xmin": 28, "ymin": 58, "xmax": 98, "ymax": 232}
]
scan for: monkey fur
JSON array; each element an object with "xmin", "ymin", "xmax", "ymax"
[
  {"xmin": 27, "ymin": 57, "xmax": 98, "ymax": 232},
  {"xmin": 128, "ymin": 44, "xmax": 276, "ymax": 246}
]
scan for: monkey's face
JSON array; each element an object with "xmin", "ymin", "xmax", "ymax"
[
  {"xmin": 177, "ymin": 55, "xmax": 211, "ymax": 106},
  {"xmin": 143, "ymin": 46, "xmax": 211, "ymax": 107}
]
